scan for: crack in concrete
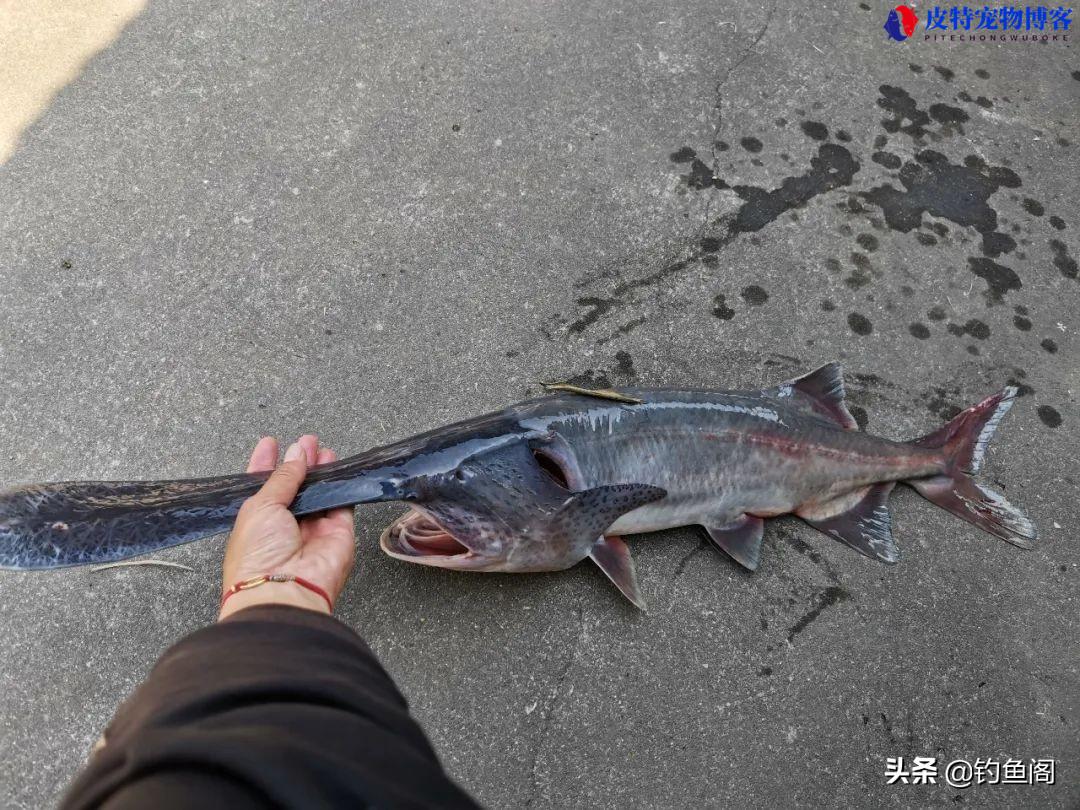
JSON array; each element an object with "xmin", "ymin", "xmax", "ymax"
[{"xmin": 524, "ymin": 605, "xmax": 586, "ymax": 807}]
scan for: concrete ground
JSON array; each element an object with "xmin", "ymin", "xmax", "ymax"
[{"xmin": 0, "ymin": 1, "xmax": 1076, "ymax": 807}]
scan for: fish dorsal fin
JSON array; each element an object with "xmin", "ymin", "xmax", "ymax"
[
  {"xmin": 798, "ymin": 482, "xmax": 898, "ymax": 563},
  {"xmin": 769, "ymin": 362, "xmax": 858, "ymax": 430},
  {"xmin": 704, "ymin": 515, "xmax": 765, "ymax": 571},
  {"xmin": 589, "ymin": 535, "xmax": 646, "ymax": 610}
]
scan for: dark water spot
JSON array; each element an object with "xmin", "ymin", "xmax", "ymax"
[
  {"xmin": 758, "ymin": 666, "xmax": 773, "ymax": 677},
  {"xmin": 1040, "ymin": 338, "xmax": 1058, "ymax": 354},
  {"xmin": 958, "ymin": 90, "xmax": 973, "ymax": 103},
  {"xmin": 848, "ymin": 312, "xmax": 873, "ymax": 335},
  {"xmin": 974, "ymin": 96, "xmax": 993, "ymax": 109},
  {"xmin": 717, "ymin": 141, "xmax": 730, "ymax": 151},
  {"xmin": 909, "ymin": 63, "xmax": 923, "ymax": 73},
  {"xmin": 845, "ymin": 268, "xmax": 871, "ymax": 290},
  {"xmin": 1037, "ymin": 405, "xmax": 1062, "ymax": 428},
  {"xmin": 929, "ymin": 221, "xmax": 949, "ymax": 236},
  {"xmin": 614, "ymin": 350, "xmax": 635, "ymax": 378},
  {"xmin": 851, "ymin": 252, "xmax": 872, "ymax": 271},
  {"xmin": 900, "ymin": 285, "xmax": 915, "ymax": 296},
  {"xmin": 825, "ymin": 258, "xmax": 842, "ymax": 273},
  {"xmin": 967, "ymin": 345, "xmax": 980, "ymax": 355},
  {"xmin": 947, "ymin": 323, "xmax": 965, "ymax": 337},
  {"xmin": 1048, "ymin": 215, "xmax": 1065, "ymax": 230},
  {"xmin": 700, "ymin": 236, "xmax": 722, "ymax": 253},
  {"xmin": 753, "ymin": 158, "xmax": 765, "ymax": 168},
  {"xmin": 569, "ymin": 296, "xmax": 614, "ymax": 333},
  {"xmin": 787, "ymin": 586, "xmax": 851, "ymax": 643},
  {"xmin": 968, "ymin": 258, "xmax": 1022, "ymax": 305},
  {"xmin": 451, "ymin": 123, "xmax": 461, "ymax": 132},
  {"xmin": 727, "ymin": 145, "xmax": 859, "ymax": 233},
  {"xmin": 976, "ymin": 68, "xmax": 990, "ymax": 79},
  {"xmin": 856, "ymin": 233, "xmax": 879, "ymax": 252},
  {"xmin": 849, "ymin": 405, "xmax": 869, "ymax": 430},
  {"xmin": 775, "ymin": 117, "xmax": 788, "ymax": 127},
  {"xmin": 929, "ymin": 103, "xmax": 968, "ymax": 127},
  {"xmin": 916, "ymin": 232, "xmax": 937, "ymax": 246},
  {"xmin": 1057, "ymin": 137, "xmax": 1071, "ymax": 147},
  {"xmin": 836, "ymin": 130, "xmax": 852, "ymax": 142},
  {"xmin": 821, "ymin": 299, "xmax": 836, "ymax": 312},
  {"xmin": 60, "ymin": 259, "xmax": 73, "ymax": 269},
  {"xmin": 877, "ymin": 85, "xmax": 933, "ymax": 139},
  {"xmin": 926, "ymin": 387, "xmax": 962, "ymax": 420},
  {"xmin": 670, "ymin": 146, "xmax": 696, "ymax": 163},
  {"xmin": 981, "ymin": 231, "xmax": 1016, "ymax": 257},
  {"xmin": 1014, "ymin": 304, "xmax": 1028, "ymax": 315},
  {"xmin": 682, "ymin": 158, "xmax": 717, "ymax": 190},
  {"xmin": 963, "ymin": 319, "xmax": 990, "ymax": 339},
  {"xmin": 801, "ymin": 121, "xmax": 829, "ymax": 141},
  {"xmin": 872, "ymin": 151, "xmax": 902, "ymax": 169},
  {"xmin": 740, "ymin": 136, "xmax": 763, "ymax": 153},
  {"xmin": 713, "ymin": 294, "xmax": 735, "ymax": 320},
  {"xmin": 1013, "ymin": 316, "xmax": 1032, "ymax": 331},
  {"xmin": 1050, "ymin": 239, "xmax": 1077, "ymax": 279},
  {"xmin": 927, "ymin": 305, "xmax": 946, "ymax": 321},
  {"xmin": 1006, "ymin": 376, "xmax": 1034, "ymax": 397},
  {"xmin": 741, "ymin": 285, "xmax": 769, "ymax": 306},
  {"xmin": 934, "ymin": 66, "xmax": 955, "ymax": 81},
  {"xmin": 909, "ymin": 322, "xmax": 930, "ymax": 339},
  {"xmin": 859, "ymin": 1, "xmax": 870, "ymax": 8},
  {"xmin": 861, "ymin": 150, "xmax": 1020, "ymax": 250},
  {"xmin": 1022, "ymin": 198, "xmax": 1045, "ymax": 217}
]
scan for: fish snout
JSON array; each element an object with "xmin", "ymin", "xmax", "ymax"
[{"xmin": 379, "ymin": 508, "xmax": 495, "ymax": 570}]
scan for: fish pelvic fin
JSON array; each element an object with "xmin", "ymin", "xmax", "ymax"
[
  {"xmin": 704, "ymin": 515, "xmax": 765, "ymax": 571},
  {"xmin": 589, "ymin": 535, "xmax": 646, "ymax": 610},
  {"xmin": 907, "ymin": 387, "xmax": 1036, "ymax": 548},
  {"xmin": 767, "ymin": 362, "xmax": 859, "ymax": 430},
  {"xmin": 798, "ymin": 483, "xmax": 899, "ymax": 563}
]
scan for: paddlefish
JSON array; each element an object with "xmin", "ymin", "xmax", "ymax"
[{"xmin": 0, "ymin": 364, "xmax": 1036, "ymax": 607}]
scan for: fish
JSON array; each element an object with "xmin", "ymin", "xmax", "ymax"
[{"xmin": 0, "ymin": 363, "xmax": 1036, "ymax": 608}]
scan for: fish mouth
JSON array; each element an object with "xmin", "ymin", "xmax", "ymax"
[{"xmin": 380, "ymin": 508, "xmax": 491, "ymax": 569}]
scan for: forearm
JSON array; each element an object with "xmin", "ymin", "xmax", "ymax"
[{"xmin": 62, "ymin": 606, "xmax": 478, "ymax": 809}]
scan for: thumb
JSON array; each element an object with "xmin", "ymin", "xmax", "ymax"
[{"xmin": 254, "ymin": 441, "xmax": 308, "ymax": 506}]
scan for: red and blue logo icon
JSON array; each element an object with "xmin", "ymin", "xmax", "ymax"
[{"xmin": 884, "ymin": 5, "xmax": 919, "ymax": 40}]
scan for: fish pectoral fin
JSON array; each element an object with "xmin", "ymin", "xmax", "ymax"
[
  {"xmin": 554, "ymin": 483, "xmax": 667, "ymax": 546},
  {"xmin": 589, "ymin": 535, "xmax": 646, "ymax": 610},
  {"xmin": 767, "ymin": 362, "xmax": 859, "ymax": 431},
  {"xmin": 798, "ymin": 483, "xmax": 899, "ymax": 563},
  {"xmin": 703, "ymin": 515, "xmax": 765, "ymax": 571}
]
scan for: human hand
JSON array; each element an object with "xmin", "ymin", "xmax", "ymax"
[{"xmin": 219, "ymin": 435, "xmax": 356, "ymax": 620}]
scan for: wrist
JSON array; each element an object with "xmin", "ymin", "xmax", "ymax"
[{"xmin": 218, "ymin": 579, "xmax": 332, "ymax": 621}]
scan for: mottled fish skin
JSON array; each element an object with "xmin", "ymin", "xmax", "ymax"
[{"xmin": 0, "ymin": 364, "xmax": 1034, "ymax": 609}]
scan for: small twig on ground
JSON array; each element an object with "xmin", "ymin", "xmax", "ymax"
[{"xmin": 90, "ymin": 560, "xmax": 194, "ymax": 573}]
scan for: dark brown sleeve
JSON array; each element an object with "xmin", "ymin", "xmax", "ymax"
[{"xmin": 60, "ymin": 605, "xmax": 480, "ymax": 809}]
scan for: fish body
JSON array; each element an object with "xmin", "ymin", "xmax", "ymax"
[{"xmin": 0, "ymin": 364, "xmax": 1036, "ymax": 607}]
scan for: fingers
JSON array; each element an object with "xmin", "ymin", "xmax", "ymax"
[
  {"xmin": 246, "ymin": 436, "xmax": 279, "ymax": 473},
  {"xmin": 252, "ymin": 436, "xmax": 313, "ymax": 506},
  {"xmin": 315, "ymin": 447, "xmax": 335, "ymax": 466},
  {"xmin": 299, "ymin": 434, "xmax": 319, "ymax": 466}
]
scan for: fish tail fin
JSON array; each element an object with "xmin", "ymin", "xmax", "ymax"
[
  {"xmin": 0, "ymin": 475, "xmax": 263, "ymax": 570},
  {"xmin": 907, "ymin": 386, "xmax": 1036, "ymax": 548}
]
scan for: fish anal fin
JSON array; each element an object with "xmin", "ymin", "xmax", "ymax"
[
  {"xmin": 703, "ymin": 515, "xmax": 765, "ymax": 571},
  {"xmin": 590, "ymin": 535, "xmax": 646, "ymax": 610},
  {"xmin": 798, "ymin": 482, "xmax": 898, "ymax": 563},
  {"xmin": 769, "ymin": 362, "xmax": 858, "ymax": 431}
]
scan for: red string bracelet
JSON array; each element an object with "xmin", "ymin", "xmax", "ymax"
[{"xmin": 220, "ymin": 573, "xmax": 333, "ymax": 612}]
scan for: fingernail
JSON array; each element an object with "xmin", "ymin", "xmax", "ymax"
[{"xmin": 284, "ymin": 442, "xmax": 303, "ymax": 462}]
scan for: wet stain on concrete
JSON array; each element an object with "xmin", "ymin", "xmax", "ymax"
[
  {"xmin": 713, "ymin": 294, "xmax": 735, "ymax": 320},
  {"xmin": 1037, "ymin": 405, "xmax": 1062, "ymax": 428},
  {"xmin": 1040, "ymin": 338, "xmax": 1058, "ymax": 354},
  {"xmin": 848, "ymin": 312, "xmax": 873, "ymax": 335},
  {"xmin": 800, "ymin": 121, "xmax": 829, "ymax": 141},
  {"xmin": 741, "ymin": 285, "xmax": 769, "ymax": 306},
  {"xmin": 614, "ymin": 350, "xmax": 635, "ymax": 379},
  {"xmin": 740, "ymin": 136, "xmax": 763, "ymax": 153},
  {"xmin": 968, "ymin": 257, "xmax": 1022, "ymax": 304},
  {"xmin": 909, "ymin": 323, "xmax": 930, "ymax": 339},
  {"xmin": 787, "ymin": 586, "xmax": 851, "ymax": 643},
  {"xmin": 1049, "ymin": 239, "xmax": 1077, "ymax": 279}
]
